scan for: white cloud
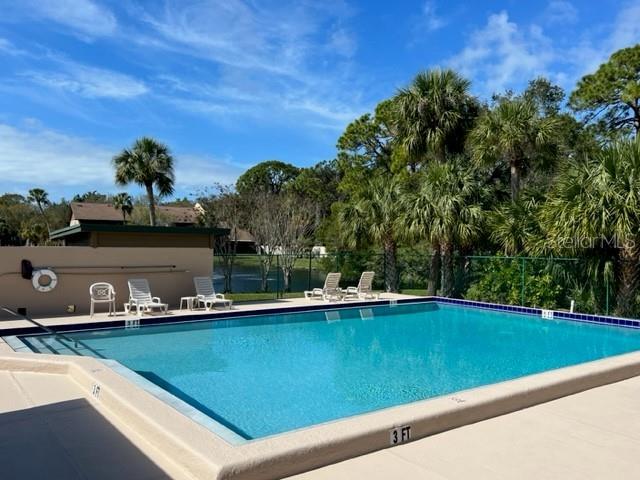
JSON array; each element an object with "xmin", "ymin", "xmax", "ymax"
[
  {"xmin": 0, "ymin": 37, "xmax": 28, "ymax": 56},
  {"xmin": 448, "ymin": 12, "xmax": 554, "ymax": 95},
  {"xmin": 0, "ymin": 122, "xmax": 245, "ymax": 197},
  {"xmin": 608, "ymin": 1, "xmax": 640, "ymax": 53},
  {"xmin": 420, "ymin": 1, "xmax": 447, "ymax": 32},
  {"xmin": 544, "ymin": 1, "xmax": 578, "ymax": 25},
  {"xmin": 566, "ymin": 2, "xmax": 640, "ymax": 79},
  {"xmin": 22, "ymin": 62, "xmax": 148, "ymax": 99},
  {"xmin": 131, "ymin": 1, "xmax": 365, "ymax": 130},
  {"xmin": 328, "ymin": 28, "xmax": 357, "ymax": 58},
  {"xmin": 17, "ymin": 0, "xmax": 117, "ymax": 38},
  {"xmin": 0, "ymin": 123, "xmax": 113, "ymax": 189}
]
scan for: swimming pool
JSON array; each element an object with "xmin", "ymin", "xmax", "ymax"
[{"xmin": 18, "ymin": 301, "xmax": 640, "ymax": 440}]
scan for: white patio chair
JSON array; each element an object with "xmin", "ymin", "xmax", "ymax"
[
  {"xmin": 343, "ymin": 271, "xmax": 378, "ymax": 300},
  {"xmin": 89, "ymin": 282, "xmax": 116, "ymax": 317},
  {"xmin": 193, "ymin": 277, "xmax": 233, "ymax": 310},
  {"xmin": 304, "ymin": 272, "xmax": 342, "ymax": 301},
  {"xmin": 125, "ymin": 278, "xmax": 168, "ymax": 316}
]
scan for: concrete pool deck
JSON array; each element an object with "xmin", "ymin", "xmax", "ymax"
[
  {"xmin": 2, "ymin": 296, "xmax": 640, "ymax": 479},
  {"xmin": 0, "ymin": 293, "xmax": 412, "ymax": 333},
  {"xmin": 291, "ymin": 375, "xmax": 640, "ymax": 480},
  {"xmin": 1, "ymin": 355, "xmax": 639, "ymax": 480}
]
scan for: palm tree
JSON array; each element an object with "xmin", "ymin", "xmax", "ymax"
[
  {"xmin": 403, "ymin": 158, "xmax": 487, "ymax": 297},
  {"xmin": 112, "ymin": 192, "xmax": 133, "ymax": 223},
  {"xmin": 540, "ymin": 138, "xmax": 640, "ymax": 316},
  {"xmin": 489, "ymin": 196, "xmax": 542, "ymax": 255},
  {"xmin": 336, "ymin": 175, "xmax": 404, "ymax": 292},
  {"xmin": 395, "ymin": 69, "xmax": 477, "ymax": 165},
  {"xmin": 113, "ymin": 137, "xmax": 175, "ymax": 226},
  {"xmin": 469, "ymin": 97, "xmax": 559, "ymax": 201},
  {"xmin": 27, "ymin": 188, "xmax": 50, "ymax": 232},
  {"xmin": 394, "ymin": 69, "xmax": 477, "ymax": 292}
]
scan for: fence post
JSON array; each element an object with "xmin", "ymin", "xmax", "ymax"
[
  {"xmin": 605, "ymin": 278, "xmax": 610, "ymax": 315},
  {"xmin": 276, "ymin": 255, "xmax": 280, "ymax": 299},
  {"xmin": 383, "ymin": 250, "xmax": 387, "ymax": 292},
  {"xmin": 308, "ymin": 250, "xmax": 312, "ymax": 291},
  {"xmin": 520, "ymin": 257, "xmax": 526, "ymax": 306}
]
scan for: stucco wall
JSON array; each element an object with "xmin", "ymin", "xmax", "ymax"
[{"xmin": 0, "ymin": 247, "xmax": 213, "ymax": 318}]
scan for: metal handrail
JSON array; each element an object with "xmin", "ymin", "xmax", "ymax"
[{"xmin": 1, "ymin": 306, "xmax": 105, "ymax": 358}]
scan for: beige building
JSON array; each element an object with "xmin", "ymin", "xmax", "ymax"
[{"xmin": 0, "ymin": 222, "xmax": 227, "ymax": 319}]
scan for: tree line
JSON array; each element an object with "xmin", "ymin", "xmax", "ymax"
[
  {"xmin": 2, "ymin": 44, "xmax": 640, "ymax": 315},
  {"xmin": 201, "ymin": 44, "xmax": 640, "ymax": 316}
]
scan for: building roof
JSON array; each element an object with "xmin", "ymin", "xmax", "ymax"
[
  {"xmin": 50, "ymin": 223, "xmax": 229, "ymax": 240},
  {"xmin": 70, "ymin": 202, "xmax": 199, "ymax": 224},
  {"xmin": 70, "ymin": 202, "xmax": 122, "ymax": 222}
]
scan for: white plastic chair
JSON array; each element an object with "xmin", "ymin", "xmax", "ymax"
[
  {"xmin": 125, "ymin": 279, "xmax": 168, "ymax": 316},
  {"xmin": 89, "ymin": 282, "xmax": 116, "ymax": 317},
  {"xmin": 304, "ymin": 272, "xmax": 342, "ymax": 301},
  {"xmin": 193, "ymin": 277, "xmax": 233, "ymax": 310},
  {"xmin": 343, "ymin": 271, "xmax": 378, "ymax": 300}
]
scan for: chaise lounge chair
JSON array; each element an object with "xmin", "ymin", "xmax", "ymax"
[
  {"xmin": 125, "ymin": 278, "xmax": 168, "ymax": 316},
  {"xmin": 193, "ymin": 277, "xmax": 233, "ymax": 310},
  {"xmin": 304, "ymin": 272, "xmax": 342, "ymax": 301},
  {"xmin": 343, "ymin": 271, "xmax": 378, "ymax": 300}
]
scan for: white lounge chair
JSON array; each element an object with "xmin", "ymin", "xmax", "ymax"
[
  {"xmin": 343, "ymin": 271, "xmax": 378, "ymax": 300},
  {"xmin": 125, "ymin": 278, "xmax": 168, "ymax": 316},
  {"xmin": 193, "ymin": 277, "xmax": 233, "ymax": 310},
  {"xmin": 89, "ymin": 282, "xmax": 116, "ymax": 317},
  {"xmin": 305, "ymin": 272, "xmax": 342, "ymax": 301}
]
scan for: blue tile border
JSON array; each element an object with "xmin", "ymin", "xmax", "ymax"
[{"xmin": 427, "ymin": 296, "xmax": 640, "ymax": 330}]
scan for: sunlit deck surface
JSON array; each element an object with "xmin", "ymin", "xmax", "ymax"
[
  {"xmin": 0, "ymin": 293, "xmax": 416, "ymax": 333},
  {"xmin": 289, "ymin": 375, "xmax": 640, "ymax": 479}
]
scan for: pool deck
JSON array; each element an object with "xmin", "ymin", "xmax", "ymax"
[
  {"xmin": 2, "ymin": 295, "xmax": 640, "ymax": 479},
  {"xmin": 1, "ymin": 352, "xmax": 639, "ymax": 479},
  {"xmin": 290, "ymin": 375, "xmax": 640, "ymax": 480},
  {"xmin": 0, "ymin": 293, "xmax": 410, "ymax": 333}
]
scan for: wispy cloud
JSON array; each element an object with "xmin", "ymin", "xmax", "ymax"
[
  {"xmin": 129, "ymin": 1, "xmax": 365, "ymax": 130},
  {"xmin": 608, "ymin": 1, "xmax": 640, "ymax": 55},
  {"xmin": 0, "ymin": 122, "xmax": 114, "ymax": 191},
  {"xmin": 0, "ymin": 121, "xmax": 245, "ymax": 197},
  {"xmin": 448, "ymin": 12, "xmax": 553, "ymax": 95},
  {"xmin": 420, "ymin": 1, "xmax": 447, "ymax": 32},
  {"xmin": 22, "ymin": 61, "xmax": 148, "ymax": 99},
  {"xmin": 543, "ymin": 1, "xmax": 578, "ymax": 25},
  {"xmin": 7, "ymin": 0, "xmax": 117, "ymax": 38},
  {"xmin": 0, "ymin": 37, "xmax": 28, "ymax": 56}
]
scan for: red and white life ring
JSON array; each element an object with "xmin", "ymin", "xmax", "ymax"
[{"xmin": 32, "ymin": 268, "xmax": 58, "ymax": 293}]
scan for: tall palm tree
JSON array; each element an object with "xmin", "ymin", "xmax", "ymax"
[
  {"xmin": 336, "ymin": 175, "xmax": 404, "ymax": 292},
  {"xmin": 113, "ymin": 137, "xmax": 175, "ymax": 226},
  {"xmin": 540, "ymin": 138, "xmax": 640, "ymax": 316},
  {"xmin": 469, "ymin": 97, "xmax": 559, "ymax": 201},
  {"xmin": 27, "ymin": 188, "xmax": 50, "ymax": 232},
  {"xmin": 112, "ymin": 192, "xmax": 133, "ymax": 223},
  {"xmin": 394, "ymin": 69, "xmax": 477, "ymax": 292},
  {"xmin": 403, "ymin": 158, "xmax": 487, "ymax": 297},
  {"xmin": 395, "ymin": 68, "xmax": 477, "ymax": 165}
]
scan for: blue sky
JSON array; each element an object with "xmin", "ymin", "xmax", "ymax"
[{"xmin": 0, "ymin": 0, "xmax": 638, "ymax": 200}]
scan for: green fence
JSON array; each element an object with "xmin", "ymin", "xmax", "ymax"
[{"xmin": 213, "ymin": 251, "xmax": 616, "ymax": 315}]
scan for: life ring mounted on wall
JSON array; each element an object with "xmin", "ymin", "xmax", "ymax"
[{"xmin": 32, "ymin": 268, "xmax": 58, "ymax": 293}]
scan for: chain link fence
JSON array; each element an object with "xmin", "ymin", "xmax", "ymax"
[{"xmin": 214, "ymin": 251, "xmax": 616, "ymax": 315}]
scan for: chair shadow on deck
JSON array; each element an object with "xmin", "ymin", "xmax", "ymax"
[{"xmin": 0, "ymin": 398, "xmax": 174, "ymax": 480}]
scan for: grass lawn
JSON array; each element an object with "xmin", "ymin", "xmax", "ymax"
[
  {"xmin": 227, "ymin": 289, "xmax": 428, "ymax": 303},
  {"xmin": 226, "ymin": 291, "xmax": 306, "ymax": 302},
  {"xmin": 398, "ymin": 289, "xmax": 428, "ymax": 296}
]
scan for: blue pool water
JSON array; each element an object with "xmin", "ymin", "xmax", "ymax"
[{"xmin": 19, "ymin": 302, "xmax": 640, "ymax": 439}]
